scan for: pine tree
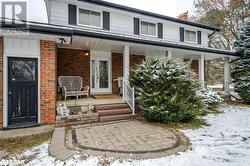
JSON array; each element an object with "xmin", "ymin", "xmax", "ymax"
[
  {"xmin": 130, "ymin": 58, "xmax": 205, "ymax": 123},
  {"xmin": 232, "ymin": 19, "xmax": 250, "ymax": 102}
]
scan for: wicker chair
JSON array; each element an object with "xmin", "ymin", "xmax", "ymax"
[{"xmin": 58, "ymin": 76, "xmax": 89, "ymax": 100}]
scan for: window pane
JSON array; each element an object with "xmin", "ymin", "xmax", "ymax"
[
  {"xmin": 185, "ymin": 30, "xmax": 196, "ymax": 42},
  {"xmin": 11, "ymin": 60, "xmax": 36, "ymax": 81},
  {"xmin": 99, "ymin": 61, "xmax": 109, "ymax": 88},
  {"xmin": 148, "ymin": 23, "xmax": 156, "ymax": 36},
  {"xmin": 185, "ymin": 30, "xmax": 190, "ymax": 41},
  {"xmin": 190, "ymin": 31, "xmax": 196, "ymax": 42},
  {"xmin": 141, "ymin": 21, "xmax": 148, "ymax": 35},
  {"xmin": 79, "ymin": 9, "xmax": 90, "ymax": 25},
  {"xmin": 90, "ymin": 11, "xmax": 101, "ymax": 27}
]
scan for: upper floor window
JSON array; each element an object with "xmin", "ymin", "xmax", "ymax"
[
  {"xmin": 79, "ymin": 9, "xmax": 101, "ymax": 27},
  {"xmin": 185, "ymin": 30, "xmax": 196, "ymax": 42},
  {"xmin": 141, "ymin": 21, "xmax": 156, "ymax": 36}
]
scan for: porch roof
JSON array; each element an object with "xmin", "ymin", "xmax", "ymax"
[{"xmin": 1, "ymin": 21, "xmax": 239, "ymax": 57}]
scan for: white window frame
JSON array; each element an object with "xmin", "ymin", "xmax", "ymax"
[
  {"xmin": 140, "ymin": 21, "xmax": 157, "ymax": 37},
  {"xmin": 184, "ymin": 29, "xmax": 197, "ymax": 43},
  {"xmin": 77, "ymin": 8, "xmax": 102, "ymax": 29}
]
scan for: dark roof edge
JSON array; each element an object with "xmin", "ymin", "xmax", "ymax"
[
  {"xmin": 29, "ymin": 25, "xmax": 73, "ymax": 36},
  {"xmin": 79, "ymin": 0, "xmax": 220, "ymax": 32},
  {"xmin": 1, "ymin": 23, "xmax": 237, "ymax": 56}
]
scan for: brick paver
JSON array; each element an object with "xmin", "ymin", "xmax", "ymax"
[{"xmin": 68, "ymin": 120, "xmax": 189, "ymax": 159}]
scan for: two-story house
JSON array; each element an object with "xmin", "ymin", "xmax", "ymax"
[{"xmin": 0, "ymin": 0, "xmax": 238, "ymax": 129}]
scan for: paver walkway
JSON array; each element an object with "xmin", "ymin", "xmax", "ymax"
[
  {"xmin": 49, "ymin": 127, "xmax": 75, "ymax": 161},
  {"xmin": 68, "ymin": 120, "xmax": 189, "ymax": 159}
]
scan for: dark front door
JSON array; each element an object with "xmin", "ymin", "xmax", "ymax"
[{"xmin": 8, "ymin": 57, "xmax": 38, "ymax": 127}]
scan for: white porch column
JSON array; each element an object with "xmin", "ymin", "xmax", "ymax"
[
  {"xmin": 224, "ymin": 57, "xmax": 230, "ymax": 93},
  {"xmin": 123, "ymin": 45, "xmax": 130, "ymax": 81},
  {"xmin": 168, "ymin": 50, "xmax": 172, "ymax": 59},
  {"xmin": 199, "ymin": 54, "xmax": 205, "ymax": 90}
]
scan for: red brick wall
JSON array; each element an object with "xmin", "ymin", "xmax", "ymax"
[
  {"xmin": 0, "ymin": 37, "xmax": 3, "ymax": 129},
  {"xmin": 57, "ymin": 48, "xmax": 90, "ymax": 88},
  {"xmin": 40, "ymin": 40, "xmax": 57, "ymax": 124},
  {"xmin": 112, "ymin": 53, "xmax": 123, "ymax": 95},
  {"xmin": 112, "ymin": 53, "xmax": 145, "ymax": 95},
  {"xmin": 130, "ymin": 54, "xmax": 145, "ymax": 69},
  {"xmin": 184, "ymin": 59, "xmax": 199, "ymax": 75}
]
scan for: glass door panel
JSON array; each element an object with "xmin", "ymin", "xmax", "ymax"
[
  {"xmin": 91, "ymin": 55, "xmax": 111, "ymax": 94},
  {"xmin": 98, "ymin": 60, "xmax": 109, "ymax": 89}
]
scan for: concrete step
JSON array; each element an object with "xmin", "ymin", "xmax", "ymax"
[
  {"xmin": 100, "ymin": 114, "xmax": 133, "ymax": 122},
  {"xmin": 49, "ymin": 127, "xmax": 75, "ymax": 161},
  {"xmin": 97, "ymin": 108, "xmax": 132, "ymax": 116},
  {"xmin": 94, "ymin": 103, "xmax": 129, "ymax": 111}
]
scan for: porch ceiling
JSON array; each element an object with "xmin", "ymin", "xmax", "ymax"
[{"xmin": 58, "ymin": 36, "xmax": 236, "ymax": 60}]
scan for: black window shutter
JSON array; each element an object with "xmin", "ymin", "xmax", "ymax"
[
  {"xmin": 68, "ymin": 4, "xmax": 77, "ymax": 25},
  {"xmin": 103, "ymin": 11, "xmax": 110, "ymax": 30},
  {"xmin": 158, "ymin": 23, "xmax": 163, "ymax": 38},
  {"xmin": 134, "ymin": 18, "xmax": 140, "ymax": 35},
  {"xmin": 198, "ymin": 31, "xmax": 202, "ymax": 44},
  {"xmin": 180, "ymin": 27, "xmax": 184, "ymax": 42}
]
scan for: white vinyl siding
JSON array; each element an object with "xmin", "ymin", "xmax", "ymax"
[
  {"xmin": 110, "ymin": 12, "xmax": 133, "ymax": 34},
  {"xmin": 79, "ymin": 9, "xmax": 101, "ymax": 27},
  {"xmin": 185, "ymin": 30, "xmax": 197, "ymax": 43},
  {"xmin": 50, "ymin": 1, "xmax": 68, "ymax": 25},
  {"xmin": 141, "ymin": 21, "xmax": 156, "ymax": 36},
  {"xmin": 49, "ymin": 0, "xmax": 211, "ymax": 47}
]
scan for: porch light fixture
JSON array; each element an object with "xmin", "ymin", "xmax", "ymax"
[{"xmin": 84, "ymin": 51, "xmax": 89, "ymax": 56}]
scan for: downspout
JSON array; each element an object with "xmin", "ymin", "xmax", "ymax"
[{"xmin": 208, "ymin": 30, "xmax": 216, "ymax": 38}]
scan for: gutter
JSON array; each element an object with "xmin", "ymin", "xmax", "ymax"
[{"xmin": 0, "ymin": 20, "xmax": 238, "ymax": 57}]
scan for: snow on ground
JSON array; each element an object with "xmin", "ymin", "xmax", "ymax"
[
  {"xmin": 8, "ymin": 105, "xmax": 250, "ymax": 166},
  {"xmin": 207, "ymin": 84, "xmax": 234, "ymax": 89}
]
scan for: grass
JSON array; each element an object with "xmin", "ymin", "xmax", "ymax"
[
  {"xmin": 136, "ymin": 110, "xmax": 208, "ymax": 130},
  {"xmin": 0, "ymin": 131, "xmax": 53, "ymax": 154},
  {"xmin": 230, "ymin": 101, "xmax": 250, "ymax": 107},
  {"xmin": 164, "ymin": 118, "xmax": 208, "ymax": 129}
]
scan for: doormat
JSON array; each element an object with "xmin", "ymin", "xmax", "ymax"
[{"xmin": 91, "ymin": 94, "xmax": 120, "ymax": 99}]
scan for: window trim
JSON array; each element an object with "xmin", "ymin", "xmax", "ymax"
[
  {"xmin": 184, "ymin": 29, "xmax": 197, "ymax": 43},
  {"xmin": 140, "ymin": 21, "xmax": 157, "ymax": 37},
  {"xmin": 77, "ymin": 7, "xmax": 102, "ymax": 29}
]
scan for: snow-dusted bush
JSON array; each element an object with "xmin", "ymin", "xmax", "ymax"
[
  {"xmin": 130, "ymin": 58, "xmax": 205, "ymax": 123},
  {"xmin": 198, "ymin": 89, "xmax": 223, "ymax": 109},
  {"xmin": 232, "ymin": 20, "xmax": 250, "ymax": 103}
]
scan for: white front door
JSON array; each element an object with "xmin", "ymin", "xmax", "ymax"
[{"xmin": 90, "ymin": 51, "xmax": 112, "ymax": 94}]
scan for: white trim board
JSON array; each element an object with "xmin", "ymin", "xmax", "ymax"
[{"xmin": 90, "ymin": 50, "xmax": 112, "ymax": 94}]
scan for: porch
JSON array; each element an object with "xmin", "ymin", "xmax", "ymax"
[{"xmin": 56, "ymin": 35, "xmax": 235, "ymax": 98}]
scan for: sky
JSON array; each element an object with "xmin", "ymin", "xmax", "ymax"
[{"xmin": 104, "ymin": 0, "xmax": 195, "ymax": 18}]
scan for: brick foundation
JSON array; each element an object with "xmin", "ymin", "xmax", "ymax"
[
  {"xmin": 40, "ymin": 40, "xmax": 57, "ymax": 124},
  {"xmin": 0, "ymin": 37, "xmax": 3, "ymax": 129},
  {"xmin": 57, "ymin": 48, "xmax": 90, "ymax": 88}
]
